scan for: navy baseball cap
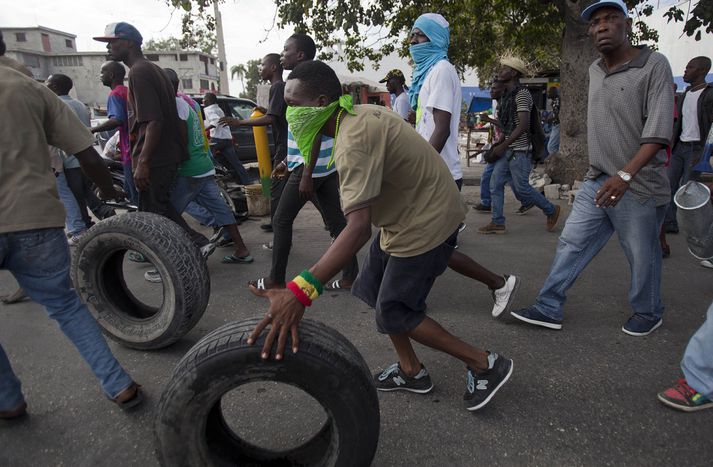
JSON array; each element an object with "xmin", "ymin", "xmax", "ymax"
[
  {"xmin": 93, "ymin": 22, "xmax": 143, "ymax": 45},
  {"xmin": 581, "ymin": 0, "xmax": 630, "ymax": 21}
]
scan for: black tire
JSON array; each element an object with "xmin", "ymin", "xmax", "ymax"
[
  {"xmin": 155, "ymin": 318, "xmax": 380, "ymax": 467},
  {"xmin": 71, "ymin": 212, "xmax": 210, "ymax": 350}
]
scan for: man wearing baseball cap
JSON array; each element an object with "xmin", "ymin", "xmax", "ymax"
[
  {"xmin": 511, "ymin": 0, "xmax": 674, "ymax": 336},
  {"xmin": 94, "ymin": 22, "xmax": 210, "ymax": 254},
  {"xmin": 379, "ymin": 69, "xmax": 410, "ymax": 120}
]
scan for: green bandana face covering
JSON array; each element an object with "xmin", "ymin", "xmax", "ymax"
[{"xmin": 286, "ymin": 94, "xmax": 355, "ymax": 167}]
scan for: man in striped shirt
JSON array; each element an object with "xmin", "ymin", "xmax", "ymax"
[
  {"xmin": 478, "ymin": 56, "xmax": 561, "ymax": 235},
  {"xmin": 249, "ymin": 34, "xmax": 358, "ymax": 291}
]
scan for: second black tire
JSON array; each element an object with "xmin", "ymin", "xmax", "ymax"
[
  {"xmin": 155, "ymin": 318, "xmax": 380, "ymax": 466},
  {"xmin": 72, "ymin": 212, "xmax": 210, "ymax": 350}
]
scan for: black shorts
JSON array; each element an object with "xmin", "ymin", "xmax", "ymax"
[{"xmin": 351, "ymin": 230, "xmax": 457, "ymax": 334}]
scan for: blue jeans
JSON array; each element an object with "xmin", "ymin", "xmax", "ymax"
[
  {"xmin": 210, "ymin": 138, "xmax": 252, "ymax": 185},
  {"xmin": 0, "ymin": 228, "xmax": 133, "ymax": 411},
  {"xmin": 547, "ymin": 124, "xmax": 560, "ymax": 154},
  {"xmin": 490, "ymin": 149, "xmax": 556, "ymax": 225},
  {"xmin": 682, "ymin": 301, "xmax": 713, "ymax": 398},
  {"xmin": 122, "ymin": 163, "xmax": 138, "ymax": 205},
  {"xmin": 533, "ymin": 175, "xmax": 667, "ymax": 321},
  {"xmin": 480, "ymin": 162, "xmax": 524, "ymax": 207},
  {"xmin": 170, "ymin": 176, "xmax": 235, "ymax": 227},
  {"xmin": 665, "ymin": 141, "xmax": 702, "ymax": 227},
  {"xmin": 184, "ymin": 201, "xmax": 231, "ymax": 241},
  {"xmin": 55, "ymin": 172, "xmax": 85, "ymax": 235}
]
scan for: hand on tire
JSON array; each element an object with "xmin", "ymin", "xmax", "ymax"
[{"xmin": 247, "ymin": 286, "xmax": 304, "ymax": 360}]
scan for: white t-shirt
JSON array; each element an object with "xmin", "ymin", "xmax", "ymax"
[
  {"xmin": 392, "ymin": 91, "xmax": 411, "ymax": 119},
  {"xmin": 415, "ymin": 60, "xmax": 462, "ymax": 180},
  {"xmin": 680, "ymin": 88, "xmax": 703, "ymax": 142},
  {"xmin": 203, "ymin": 103, "xmax": 233, "ymax": 140}
]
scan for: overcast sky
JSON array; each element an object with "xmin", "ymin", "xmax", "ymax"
[
  {"xmin": 0, "ymin": 0, "xmax": 430, "ymax": 93},
  {"xmin": 2, "ymin": 0, "xmax": 708, "ymax": 93}
]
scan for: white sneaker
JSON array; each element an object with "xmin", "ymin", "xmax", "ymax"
[
  {"xmin": 701, "ymin": 259, "xmax": 713, "ymax": 269},
  {"xmin": 491, "ymin": 275, "xmax": 520, "ymax": 318}
]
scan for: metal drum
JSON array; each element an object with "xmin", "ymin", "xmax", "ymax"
[{"xmin": 674, "ymin": 181, "xmax": 713, "ymax": 260}]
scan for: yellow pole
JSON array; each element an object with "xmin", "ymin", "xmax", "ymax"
[{"xmin": 250, "ymin": 109, "xmax": 272, "ymax": 197}]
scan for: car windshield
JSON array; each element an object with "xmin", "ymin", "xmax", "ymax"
[{"xmin": 227, "ymin": 101, "xmax": 255, "ymax": 120}]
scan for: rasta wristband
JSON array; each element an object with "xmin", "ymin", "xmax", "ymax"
[
  {"xmin": 292, "ymin": 276, "xmax": 319, "ymax": 301},
  {"xmin": 287, "ymin": 281, "xmax": 312, "ymax": 307},
  {"xmin": 299, "ymin": 270, "xmax": 323, "ymax": 296}
]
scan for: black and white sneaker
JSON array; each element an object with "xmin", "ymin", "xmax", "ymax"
[
  {"xmin": 374, "ymin": 363, "xmax": 433, "ymax": 394},
  {"xmin": 464, "ymin": 352, "xmax": 513, "ymax": 411}
]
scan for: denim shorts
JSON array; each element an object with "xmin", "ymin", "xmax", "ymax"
[{"xmin": 351, "ymin": 230, "xmax": 457, "ymax": 334}]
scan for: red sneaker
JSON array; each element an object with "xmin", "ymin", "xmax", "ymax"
[{"xmin": 657, "ymin": 379, "xmax": 713, "ymax": 412}]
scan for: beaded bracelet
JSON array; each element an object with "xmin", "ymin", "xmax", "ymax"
[{"xmin": 286, "ymin": 281, "xmax": 312, "ymax": 307}]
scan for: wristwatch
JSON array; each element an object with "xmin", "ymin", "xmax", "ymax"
[{"xmin": 617, "ymin": 170, "xmax": 632, "ymax": 183}]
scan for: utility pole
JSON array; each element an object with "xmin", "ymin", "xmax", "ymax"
[{"xmin": 214, "ymin": 1, "xmax": 230, "ymax": 94}]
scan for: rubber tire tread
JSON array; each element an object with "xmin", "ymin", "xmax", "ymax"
[
  {"xmin": 71, "ymin": 212, "xmax": 210, "ymax": 350},
  {"xmin": 155, "ymin": 317, "xmax": 380, "ymax": 467}
]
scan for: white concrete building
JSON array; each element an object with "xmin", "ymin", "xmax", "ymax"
[{"xmin": 2, "ymin": 25, "xmax": 221, "ymax": 111}]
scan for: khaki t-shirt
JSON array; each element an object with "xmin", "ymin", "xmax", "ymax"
[
  {"xmin": 0, "ymin": 67, "xmax": 94, "ymax": 234},
  {"xmin": 335, "ymin": 105, "xmax": 466, "ymax": 257}
]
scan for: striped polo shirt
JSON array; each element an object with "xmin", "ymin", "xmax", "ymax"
[
  {"xmin": 505, "ymin": 88, "xmax": 533, "ymax": 152},
  {"xmin": 285, "ymin": 130, "xmax": 337, "ymax": 177},
  {"xmin": 585, "ymin": 46, "xmax": 673, "ymax": 206}
]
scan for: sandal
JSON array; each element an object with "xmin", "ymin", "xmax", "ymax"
[
  {"xmin": 247, "ymin": 277, "xmax": 284, "ymax": 290},
  {"xmin": 222, "ymin": 254, "xmax": 254, "ymax": 264},
  {"xmin": 324, "ymin": 279, "xmax": 352, "ymax": 291},
  {"xmin": 110, "ymin": 382, "xmax": 144, "ymax": 411}
]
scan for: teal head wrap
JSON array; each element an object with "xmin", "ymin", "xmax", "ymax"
[{"xmin": 286, "ymin": 94, "xmax": 355, "ymax": 167}]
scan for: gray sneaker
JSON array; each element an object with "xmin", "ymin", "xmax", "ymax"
[
  {"xmin": 464, "ymin": 352, "xmax": 513, "ymax": 411},
  {"xmin": 491, "ymin": 275, "xmax": 520, "ymax": 318},
  {"xmin": 374, "ymin": 363, "xmax": 433, "ymax": 394}
]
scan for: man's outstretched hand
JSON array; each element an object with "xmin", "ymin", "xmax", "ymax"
[{"xmin": 247, "ymin": 286, "xmax": 305, "ymax": 360}]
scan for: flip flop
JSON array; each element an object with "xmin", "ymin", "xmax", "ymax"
[
  {"xmin": 324, "ymin": 280, "xmax": 351, "ymax": 291},
  {"xmin": 110, "ymin": 382, "xmax": 143, "ymax": 411},
  {"xmin": 222, "ymin": 254, "xmax": 254, "ymax": 264},
  {"xmin": 248, "ymin": 277, "xmax": 268, "ymax": 290}
]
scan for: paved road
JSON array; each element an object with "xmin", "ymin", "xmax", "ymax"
[{"xmin": 1, "ymin": 186, "xmax": 711, "ymax": 466}]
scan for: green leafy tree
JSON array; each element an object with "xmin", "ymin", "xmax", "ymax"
[
  {"xmin": 164, "ymin": 0, "xmax": 219, "ymax": 54},
  {"xmin": 171, "ymin": 0, "xmax": 711, "ymax": 183},
  {"xmin": 144, "ymin": 37, "xmax": 184, "ymax": 51},
  {"xmin": 230, "ymin": 63, "xmax": 247, "ymax": 94},
  {"xmin": 238, "ymin": 59, "xmax": 262, "ymax": 100}
]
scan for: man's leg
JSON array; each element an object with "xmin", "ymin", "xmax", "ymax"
[
  {"xmin": 609, "ymin": 192, "xmax": 666, "ymax": 322},
  {"xmin": 508, "ymin": 151, "xmax": 556, "ymax": 217},
  {"xmin": 122, "ymin": 163, "xmax": 139, "ymax": 205},
  {"xmin": 213, "ymin": 138, "xmax": 253, "ymax": 185},
  {"xmin": 140, "ymin": 165, "xmax": 209, "ymax": 248},
  {"xmin": 269, "ymin": 167, "xmax": 310, "ymax": 286},
  {"xmin": 192, "ymin": 177, "xmax": 251, "ymax": 258},
  {"xmin": 56, "ymin": 172, "xmax": 86, "ymax": 236},
  {"xmin": 519, "ymin": 177, "xmax": 614, "ymax": 322},
  {"xmin": 313, "ymin": 173, "xmax": 358, "ymax": 285},
  {"xmin": 488, "ymin": 156, "xmax": 509, "ymax": 226},
  {"xmin": 664, "ymin": 144, "xmax": 686, "ymax": 229},
  {"xmin": 0, "ymin": 342, "xmax": 25, "ymax": 413},
  {"xmin": 681, "ymin": 302, "xmax": 713, "ymax": 399},
  {"xmin": 5, "ymin": 228, "xmax": 134, "ymax": 399},
  {"xmin": 479, "ymin": 163, "xmax": 494, "ymax": 207},
  {"xmin": 270, "ymin": 174, "xmax": 286, "ymax": 225},
  {"xmin": 63, "ymin": 167, "xmax": 93, "ymax": 229},
  {"xmin": 547, "ymin": 124, "xmax": 560, "ymax": 154},
  {"xmin": 448, "ymin": 252, "xmax": 504, "ymax": 290}
]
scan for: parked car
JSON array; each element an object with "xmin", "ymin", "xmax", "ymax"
[{"xmin": 190, "ymin": 94, "xmax": 274, "ymax": 163}]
